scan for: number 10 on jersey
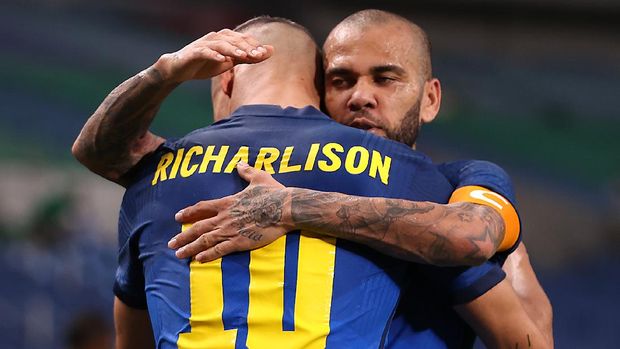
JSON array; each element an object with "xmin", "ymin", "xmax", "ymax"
[{"xmin": 178, "ymin": 231, "xmax": 337, "ymax": 349}]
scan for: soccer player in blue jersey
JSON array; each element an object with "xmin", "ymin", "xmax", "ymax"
[
  {"xmin": 168, "ymin": 11, "xmax": 553, "ymax": 348},
  {"xmin": 72, "ymin": 15, "xmax": 550, "ymax": 349},
  {"xmin": 73, "ymin": 18, "xmax": 507, "ymax": 349},
  {"xmin": 317, "ymin": 10, "xmax": 553, "ymax": 348}
]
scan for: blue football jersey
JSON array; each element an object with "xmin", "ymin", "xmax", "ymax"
[
  {"xmin": 114, "ymin": 105, "xmax": 455, "ymax": 349},
  {"xmin": 386, "ymin": 160, "xmax": 520, "ymax": 349}
]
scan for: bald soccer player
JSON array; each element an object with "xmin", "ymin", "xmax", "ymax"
[
  {"xmin": 73, "ymin": 16, "xmax": 549, "ymax": 349},
  {"xmin": 170, "ymin": 11, "xmax": 552, "ymax": 349}
]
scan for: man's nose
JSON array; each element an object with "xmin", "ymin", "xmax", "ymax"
[{"xmin": 347, "ymin": 81, "xmax": 377, "ymax": 111}]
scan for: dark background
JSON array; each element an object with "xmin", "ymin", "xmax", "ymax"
[{"xmin": 1, "ymin": 1, "xmax": 618, "ymax": 348}]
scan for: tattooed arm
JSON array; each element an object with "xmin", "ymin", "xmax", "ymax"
[
  {"xmin": 171, "ymin": 162, "xmax": 504, "ymax": 266},
  {"xmin": 71, "ymin": 67, "xmax": 172, "ymax": 185},
  {"xmin": 72, "ymin": 30, "xmax": 272, "ymax": 185},
  {"xmin": 288, "ymin": 188, "xmax": 503, "ymax": 266}
]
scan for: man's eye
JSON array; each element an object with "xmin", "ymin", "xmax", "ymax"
[
  {"xmin": 375, "ymin": 76, "xmax": 395, "ymax": 85},
  {"xmin": 330, "ymin": 78, "xmax": 351, "ymax": 88}
]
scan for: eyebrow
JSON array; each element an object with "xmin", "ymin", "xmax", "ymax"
[
  {"xmin": 325, "ymin": 65, "xmax": 407, "ymax": 77},
  {"xmin": 370, "ymin": 65, "xmax": 407, "ymax": 76},
  {"xmin": 325, "ymin": 67, "xmax": 353, "ymax": 76}
]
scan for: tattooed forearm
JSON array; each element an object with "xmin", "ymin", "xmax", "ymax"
[
  {"xmin": 290, "ymin": 188, "xmax": 505, "ymax": 266},
  {"xmin": 72, "ymin": 67, "xmax": 175, "ymax": 184}
]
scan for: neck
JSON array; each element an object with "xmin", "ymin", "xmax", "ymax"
[{"xmin": 229, "ymin": 69, "xmax": 320, "ymax": 112}]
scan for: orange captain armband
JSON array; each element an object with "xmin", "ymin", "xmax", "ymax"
[{"xmin": 449, "ymin": 185, "xmax": 521, "ymax": 252}]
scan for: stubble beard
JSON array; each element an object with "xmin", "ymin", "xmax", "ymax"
[{"xmin": 385, "ymin": 97, "xmax": 421, "ymax": 147}]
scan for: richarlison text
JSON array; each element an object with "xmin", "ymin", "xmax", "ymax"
[{"xmin": 151, "ymin": 143, "xmax": 392, "ymax": 186}]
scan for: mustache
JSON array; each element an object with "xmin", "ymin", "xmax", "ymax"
[
  {"xmin": 348, "ymin": 110, "xmax": 384, "ymax": 126},
  {"xmin": 350, "ymin": 109, "xmax": 373, "ymax": 119}
]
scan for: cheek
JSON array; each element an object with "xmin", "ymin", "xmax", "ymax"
[
  {"xmin": 385, "ymin": 88, "xmax": 419, "ymax": 124},
  {"xmin": 324, "ymin": 91, "xmax": 348, "ymax": 121}
]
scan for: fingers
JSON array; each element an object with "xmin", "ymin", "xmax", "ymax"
[
  {"xmin": 204, "ymin": 39, "xmax": 252, "ymax": 61},
  {"xmin": 236, "ymin": 161, "xmax": 261, "ymax": 182},
  {"xmin": 174, "ymin": 228, "xmax": 224, "ymax": 259},
  {"xmin": 195, "ymin": 241, "xmax": 238, "ymax": 263},
  {"xmin": 201, "ymin": 29, "xmax": 269, "ymax": 62},
  {"xmin": 168, "ymin": 217, "xmax": 219, "ymax": 249},
  {"xmin": 218, "ymin": 29, "xmax": 265, "ymax": 58},
  {"xmin": 175, "ymin": 198, "xmax": 226, "ymax": 223},
  {"xmin": 236, "ymin": 161, "xmax": 282, "ymax": 188}
]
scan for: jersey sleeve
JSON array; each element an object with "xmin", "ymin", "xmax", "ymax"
[
  {"xmin": 438, "ymin": 160, "xmax": 521, "ymax": 254},
  {"xmin": 414, "ymin": 260, "xmax": 506, "ymax": 305},
  {"xmin": 119, "ymin": 139, "xmax": 178, "ymax": 187},
  {"xmin": 113, "ymin": 195, "xmax": 147, "ymax": 309}
]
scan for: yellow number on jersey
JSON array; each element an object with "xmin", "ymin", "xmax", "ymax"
[{"xmin": 178, "ymin": 231, "xmax": 337, "ymax": 349}]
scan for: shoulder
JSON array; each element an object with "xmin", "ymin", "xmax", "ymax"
[
  {"xmin": 438, "ymin": 160, "xmax": 509, "ymax": 183},
  {"xmin": 437, "ymin": 160, "xmax": 514, "ymax": 202}
]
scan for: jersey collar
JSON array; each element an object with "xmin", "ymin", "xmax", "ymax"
[{"xmin": 229, "ymin": 104, "xmax": 329, "ymax": 120}]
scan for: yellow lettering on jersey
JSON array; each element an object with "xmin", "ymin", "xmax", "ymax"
[
  {"xmin": 279, "ymin": 146, "xmax": 302, "ymax": 173},
  {"xmin": 177, "ymin": 225, "xmax": 237, "ymax": 349},
  {"xmin": 246, "ymin": 232, "xmax": 336, "ymax": 348},
  {"xmin": 255, "ymin": 147, "xmax": 281, "ymax": 174},
  {"xmin": 199, "ymin": 145, "xmax": 229, "ymax": 174},
  {"xmin": 169, "ymin": 148, "xmax": 185, "ymax": 180},
  {"xmin": 344, "ymin": 146, "xmax": 369, "ymax": 175},
  {"xmin": 180, "ymin": 146, "xmax": 204, "ymax": 178},
  {"xmin": 152, "ymin": 152, "xmax": 174, "ymax": 185},
  {"xmin": 369, "ymin": 150, "xmax": 391, "ymax": 185},
  {"xmin": 304, "ymin": 143, "xmax": 321, "ymax": 171},
  {"xmin": 318, "ymin": 143, "xmax": 344, "ymax": 172},
  {"xmin": 223, "ymin": 146, "xmax": 249, "ymax": 173}
]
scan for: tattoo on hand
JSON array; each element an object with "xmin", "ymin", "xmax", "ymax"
[
  {"xmin": 230, "ymin": 186, "xmax": 286, "ymax": 228},
  {"xmin": 238, "ymin": 229, "xmax": 263, "ymax": 242}
]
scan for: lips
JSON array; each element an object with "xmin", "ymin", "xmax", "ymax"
[{"xmin": 349, "ymin": 117, "xmax": 380, "ymax": 131}]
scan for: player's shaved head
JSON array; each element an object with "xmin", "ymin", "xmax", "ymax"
[
  {"xmin": 219, "ymin": 16, "xmax": 322, "ymax": 112},
  {"xmin": 234, "ymin": 15, "xmax": 314, "ymax": 40},
  {"xmin": 325, "ymin": 9, "xmax": 432, "ymax": 80},
  {"xmin": 233, "ymin": 16, "xmax": 321, "ymax": 85}
]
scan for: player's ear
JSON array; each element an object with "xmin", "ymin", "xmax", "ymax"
[
  {"xmin": 220, "ymin": 69, "xmax": 234, "ymax": 98},
  {"xmin": 419, "ymin": 78, "xmax": 441, "ymax": 124}
]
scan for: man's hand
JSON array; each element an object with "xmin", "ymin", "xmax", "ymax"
[
  {"xmin": 169, "ymin": 162, "xmax": 292, "ymax": 262},
  {"xmin": 73, "ymin": 29, "xmax": 273, "ymax": 185},
  {"xmin": 169, "ymin": 162, "xmax": 505, "ymax": 266},
  {"xmin": 154, "ymin": 29, "xmax": 274, "ymax": 83}
]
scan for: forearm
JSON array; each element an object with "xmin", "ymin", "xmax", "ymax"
[
  {"xmin": 455, "ymin": 280, "xmax": 551, "ymax": 349},
  {"xmin": 287, "ymin": 187, "xmax": 505, "ymax": 266},
  {"xmin": 504, "ymin": 243, "xmax": 554, "ymax": 346},
  {"xmin": 72, "ymin": 65, "xmax": 174, "ymax": 184}
]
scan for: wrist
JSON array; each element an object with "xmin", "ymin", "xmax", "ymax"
[
  {"xmin": 150, "ymin": 55, "xmax": 182, "ymax": 86},
  {"xmin": 280, "ymin": 187, "xmax": 297, "ymax": 232}
]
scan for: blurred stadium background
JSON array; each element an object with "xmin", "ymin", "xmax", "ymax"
[{"xmin": 1, "ymin": 0, "xmax": 618, "ymax": 348}]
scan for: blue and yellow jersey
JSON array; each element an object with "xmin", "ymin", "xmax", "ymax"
[
  {"xmin": 386, "ymin": 160, "xmax": 522, "ymax": 349},
  {"xmin": 114, "ymin": 105, "xmax": 455, "ymax": 349}
]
